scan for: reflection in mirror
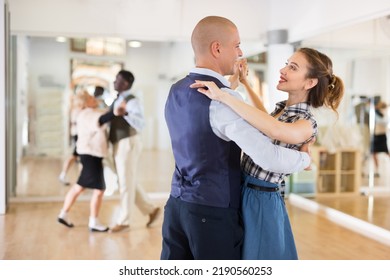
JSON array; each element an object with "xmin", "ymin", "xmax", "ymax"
[
  {"xmin": 299, "ymin": 15, "xmax": 390, "ymax": 191},
  {"xmin": 13, "ymin": 37, "xmax": 177, "ymax": 200}
]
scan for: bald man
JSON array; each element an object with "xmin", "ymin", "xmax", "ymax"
[{"xmin": 161, "ymin": 16, "xmax": 310, "ymax": 260}]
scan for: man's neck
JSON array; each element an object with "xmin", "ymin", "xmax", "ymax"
[{"xmin": 118, "ymin": 88, "xmax": 131, "ymax": 96}]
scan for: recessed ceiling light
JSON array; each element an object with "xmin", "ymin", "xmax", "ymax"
[
  {"xmin": 56, "ymin": 37, "xmax": 67, "ymax": 43},
  {"xmin": 128, "ymin": 40, "xmax": 142, "ymax": 48}
]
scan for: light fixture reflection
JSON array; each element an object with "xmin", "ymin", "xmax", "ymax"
[
  {"xmin": 56, "ymin": 36, "xmax": 67, "ymax": 43},
  {"xmin": 128, "ymin": 40, "xmax": 142, "ymax": 48}
]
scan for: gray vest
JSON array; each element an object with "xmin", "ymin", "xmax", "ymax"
[{"xmin": 109, "ymin": 94, "xmax": 137, "ymax": 144}]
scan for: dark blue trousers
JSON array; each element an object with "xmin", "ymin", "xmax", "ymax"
[{"xmin": 160, "ymin": 196, "xmax": 243, "ymax": 260}]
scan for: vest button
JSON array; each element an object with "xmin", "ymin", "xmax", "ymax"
[{"xmin": 201, "ymin": 218, "xmax": 206, "ymax": 223}]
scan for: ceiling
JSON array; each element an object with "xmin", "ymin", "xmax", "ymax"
[
  {"xmin": 6, "ymin": 0, "xmax": 390, "ymax": 59},
  {"xmin": 302, "ymin": 15, "xmax": 390, "ymax": 55}
]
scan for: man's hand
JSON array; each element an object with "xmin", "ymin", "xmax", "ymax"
[
  {"xmin": 114, "ymin": 100, "xmax": 128, "ymax": 116},
  {"xmin": 300, "ymin": 137, "xmax": 316, "ymax": 170}
]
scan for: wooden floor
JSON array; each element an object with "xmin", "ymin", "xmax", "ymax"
[{"xmin": 1, "ymin": 150, "xmax": 390, "ymax": 260}]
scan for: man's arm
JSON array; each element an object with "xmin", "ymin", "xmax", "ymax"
[
  {"xmin": 98, "ymin": 98, "xmax": 145, "ymax": 132},
  {"xmin": 209, "ymin": 90, "xmax": 310, "ymax": 173},
  {"xmin": 122, "ymin": 98, "xmax": 145, "ymax": 132},
  {"xmin": 98, "ymin": 110, "xmax": 115, "ymax": 126}
]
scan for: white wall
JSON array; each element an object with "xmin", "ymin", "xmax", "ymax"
[
  {"xmin": 0, "ymin": 0, "xmax": 6, "ymax": 214},
  {"xmin": 352, "ymin": 58, "xmax": 389, "ymax": 97},
  {"xmin": 268, "ymin": 0, "xmax": 390, "ymax": 42}
]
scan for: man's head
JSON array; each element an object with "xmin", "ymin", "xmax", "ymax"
[
  {"xmin": 114, "ymin": 70, "xmax": 135, "ymax": 93},
  {"xmin": 93, "ymin": 86, "xmax": 105, "ymax": 98},
  {"xmin": 191, "ymin": 16, "xmax": 243, "ymax": 76}
]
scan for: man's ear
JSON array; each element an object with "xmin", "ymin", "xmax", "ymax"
[{"xmin": 211, "ymin": 41, "xmax": 221, "ymax": 57}]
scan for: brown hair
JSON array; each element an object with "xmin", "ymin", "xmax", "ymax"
[
  {"xmin": 298, "ymin": 48, "xmax": 344, "ymax": 113},
  {"xmin": 72, "ymin": 90, "xmax": 89, "ymax": 109}
]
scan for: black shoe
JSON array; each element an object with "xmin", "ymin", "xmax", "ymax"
[
  {"xmin": 89, "ymin": 226, "xmax": 109, "ymax": 232},
  {"xmin": 57, "ymin": 217, "xmax": 74, "ymax": 228}
]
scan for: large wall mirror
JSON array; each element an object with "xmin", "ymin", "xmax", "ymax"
[
  {"xmin": 298, "ymin": 15, "xmax": 390, "ymax": 195},
  {"xmin": 11, "ymin": 15, "xmax": 390, "ymax": 204}
]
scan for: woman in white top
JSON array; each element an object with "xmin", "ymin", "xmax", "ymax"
[
  {"xmin": 58, "ymin": 91, "xmax": 85, "ymax": 185},
  {"xmin": 57, "ymin": 91, "xmax": 110, "ymax": 232}
]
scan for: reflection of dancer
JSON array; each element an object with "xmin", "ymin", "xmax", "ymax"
[
  {"xmin": 372, "ymin": 101, "xmax": 390, "ymax": 175},
  {"xmin": 57, "ymin": 92, "xmax": 109, "ymax": 232},
  {"xmin": 59, "ymin": 91, "xmax": 86, "ymax": 185},
  {"xmin": 98, "ymin": 70, "xmax": 160, "ymax": 233},
  {"xmin": 354, "ymin": 96, "xmax": 371, "ymax": 164}
]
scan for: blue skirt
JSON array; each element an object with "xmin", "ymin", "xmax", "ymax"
[{"xmin": 241, "ymin": 173, "xmax": 298, "ymax": 260}]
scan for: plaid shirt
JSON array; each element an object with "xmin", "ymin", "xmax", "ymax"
[{"xmin": 241, "ymin": 101, "xmax": 318, "ymax": 197}]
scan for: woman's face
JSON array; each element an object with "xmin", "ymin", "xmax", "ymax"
[{"xmin": 277, "ymin": 51, "xmax": 313, "ymax": 94}]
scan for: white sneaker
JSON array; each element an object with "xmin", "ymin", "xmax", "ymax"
[
  {"xmin": 58, "ymin": 174, "xmax": 70, "ymax": 186},
  {"xmin": 89, "ymin": 221, "xmax": 109, "ymax": 232}
]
